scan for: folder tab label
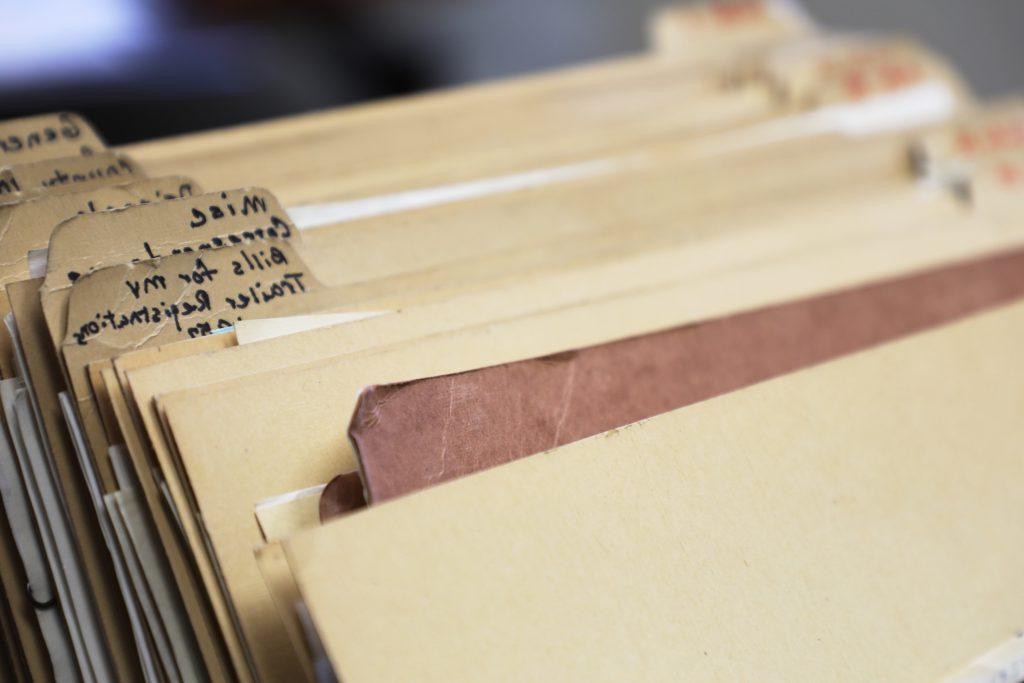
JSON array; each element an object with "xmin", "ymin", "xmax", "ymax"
[
  {"xmin": 0, "ymin": 113, "xmax": 105, "ymax": 164},
  {"xmin": 0, "ymin": 153, "xmax": 144, "ymax": 205},
  {"xmin": 63, "ymin": 240, "xmax": 318, "ymax": 349},
  {"xmin": 42, "ymin": 188, "xmax": 293, "ymax": 287},
  {"xmin": 758, "ymin": 38, "xmax": 943, "ymax": 108},
  {"xmin": 964, "ymin": 150, "xmax": 1024, "ymax": 221},
  {"xmin": 652, "ymin": 0, "xmax": 815, "ymax": 58},
  {"xmin": 913, "ymin": 101, "xmax": 1024, "ymax": 180},
  {"xmin": 1, "ymin": 176, "xmax": 202, "ymax": 285}
]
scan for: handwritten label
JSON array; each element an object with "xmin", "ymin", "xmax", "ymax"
[
  {"xmin": 955, "ymin": 118, "xmax": 1024, "ymax": 157},
  {"xmin": 128, "ymin": 191, "xmax": 294, "ymax": 265},
  {"xmin": 0, "ymin": 176, "xmax": 201, "ymax": 284},
  {"xmin": 0, "ymin": 152, "xmax": 142, "ymax": 203},
  {"xmin": 75, "ymin": 180, "xmax": 198, "ymax": 215},
  {"xmin": 993, "ymin": 158, "xmax": 1024, "ymax": 187},
  {"xmin": 681, "ymin": 0, "xmax": 770, "ymax": 26},
  {"xmin": 0, "ymin": 113, "xmax": 105, "ymax": 164},
  {"xmin": 44, "ymin": 188, "xmax": 294, "ymax": 284},
  {"xmin": 130, "ymin": 192, "xmax": 292, "ymax": 280},
  {"xmin": 65, "ymin": 240, "xmax": 320, "ymax": 347},
  {"xmin": 187, "ymin": 191, "xmax": 271, "ymax": 229},
  {"xmin": 42, "ymin": 187, "xmax": 298, "ymax": 363},
  {"xmin": 0, "ymin": 173, "xmax": 20, "ymax": 195},
  {"xmin": 38, "ymin": 157, "xmax": 135, "ymax": 189}
]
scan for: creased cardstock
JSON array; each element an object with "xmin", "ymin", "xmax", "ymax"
[
  {"xmin": 0, "ymin": 176, "xmax": 201, "ymax": 379},
  {"xmin": 255, "ymin": 485, "xmax": 330, "ymax": 544},
  {"xmin": 0, "ymin": 176, "xmax": 200, "ymax": 290},
  {"xmin": 38, "ymin": 189, "xmax": 298, "ymax": 498},
  {"xmin": 0, "ymin": 153, "xmax": 143, "ymax": 206},
  {"xmin": 64, "ymin": 241, "xmax": 319, "ymax": 353}
]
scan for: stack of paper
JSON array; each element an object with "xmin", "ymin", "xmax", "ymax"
[{"xmin": 0, "ymin": 2, "xmax": 1022, "ymax": 681}]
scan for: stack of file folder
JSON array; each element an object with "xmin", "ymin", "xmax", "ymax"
[{"xmin": 0, "ymin": 1, "xmax": 1022, "ymax": 680}]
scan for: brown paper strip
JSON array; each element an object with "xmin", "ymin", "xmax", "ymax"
[{"xmin": 346, "ymin": 245, "xmax": 1024, "ymax": 507}]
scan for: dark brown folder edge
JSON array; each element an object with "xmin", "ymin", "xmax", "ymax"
[{"xmin": 323, "ymin": 246, "xmax": 1024, "ymax": 520}]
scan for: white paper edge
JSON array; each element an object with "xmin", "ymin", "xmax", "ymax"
[
  {"xmin": 109, "ymin": 444, "xmax": 207, "ymax": 681},
  {"xmin": 59, "ymin": 390, "xmax": 170, "ymax": 681},
  {"xmin": 942, "ymin": 632, "xmax": 1024, "ymax": 683},
  {"xmin": 103, "ymin": 494, "xmax": 163, "ymax": 683},
  {"xmin": 234, "ymin": 311, "xmax": 392, "ymax": 346},
  {"xmin": 0, "ymin": 381, "xmax": 78, "ymax": 681},
  {"xmin": 287, "ymin": 156, "xmax": 635, "ymax": 230},
  {"xmin": 2, "ymin": 383, "xmax": 95, "ymax": 682}
]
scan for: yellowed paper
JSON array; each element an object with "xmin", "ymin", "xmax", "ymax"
[{"xmin": 148, "ymin": 179, "xmax": 1024, "ymax": 683}]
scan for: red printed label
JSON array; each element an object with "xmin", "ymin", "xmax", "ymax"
[
  {"xmin": 994, "ymin": 158, "xmax": 1024, "ymax": 188},
  {"xmin": 816, "ymin": 48, "xmax": 927, "ymax": 100},
  {"xmin": 954, "ymin": 117, "xmax": 1024, "ymax": 156},
  {"xmin": 708, "ymin": 1, "xmax": 769, "ymax": 25}
]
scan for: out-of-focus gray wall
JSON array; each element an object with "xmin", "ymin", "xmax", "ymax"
[
  {"xmin": 370, "ymin": 0, "xmax": 1024, "ymax": 98},
  {"xmin": 2, "ymin": 0, "xmax": 1020, "ymax": 143}
]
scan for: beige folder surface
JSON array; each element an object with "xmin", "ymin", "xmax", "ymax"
[
  {"xmin": 32, "ymin": 44, "xmax": 950, "ymax": 683},
  {"xmin": 103, "ymin": 340, "xmax": 237, "ymax": 683},
  {"xmin": 0, "ymin": 31, "xmax": 983, "ymax": 683},
  {"xmin": 123, "ymin": 37, "xmax": 961, "ymax": 207},
  {"xmin": 99, "ymin": 186, "xmax": 913, "ymax": 678},
  {"xmin": 282, "ymin": 299, "xmax": 1024, "ymax": 682},
  {"xmin": 32, "ymin": 94, "xmax": 999, "ymax": 683},
  {"xmin": 79, "ymin": 116, "xmax": 958, "ymax": 679},
  {"xmin": 0, "ymin": 8, "xmax": 1000, "ymax": 683},
  {"xmin": 80, "ymin": 57, "xmax": 961, "ymax": 328},
  {"xmin": 143, "ymin": 175, "xmax": 1024, "ymax": 683},
  {"xmin": 294, "ymin": 126, "xmax": 918, "ymax": 293}
]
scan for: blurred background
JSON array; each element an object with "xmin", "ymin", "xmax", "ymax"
[{"xmin": 5, "ymin": 0, "xmax": 1023, "ymax": 145}]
